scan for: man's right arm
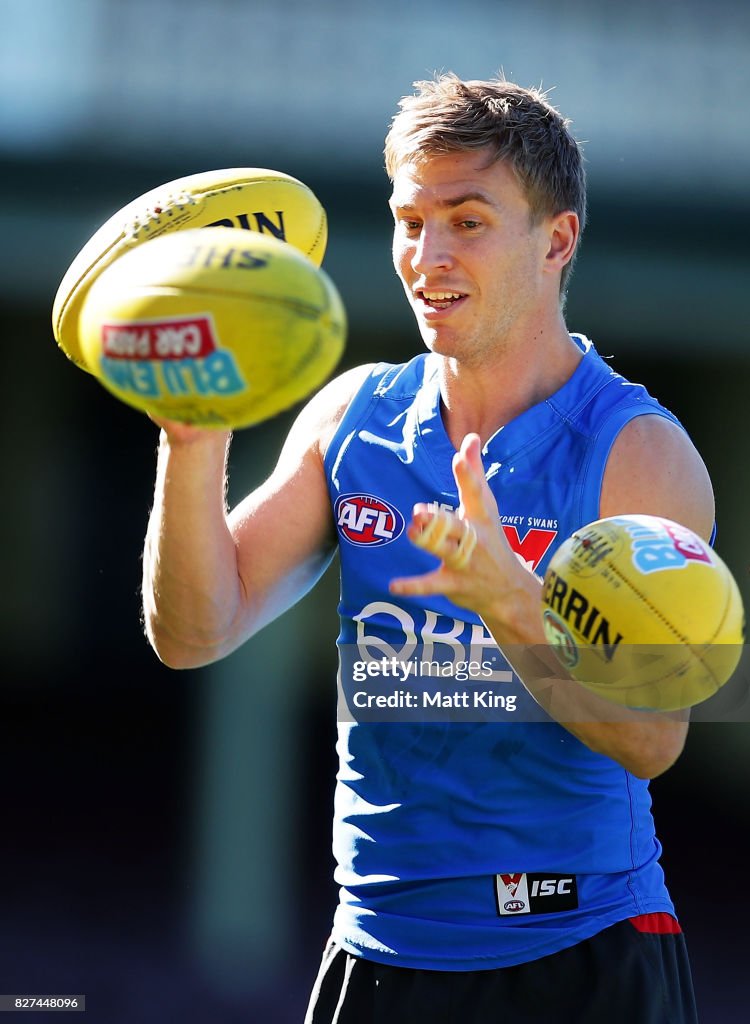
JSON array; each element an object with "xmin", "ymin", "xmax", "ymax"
[{"xmin": 142, "ymin": 363, "xmax": 374, "ymax": 669}]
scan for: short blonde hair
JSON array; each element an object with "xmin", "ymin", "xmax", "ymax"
[{"xmin": 385, "ymin": 73, "xmax": 587, "ymax": 294}]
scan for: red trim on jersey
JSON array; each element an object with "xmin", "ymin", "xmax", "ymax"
[{"xmin": 628, "ymin": 912, "xmax": 682, "ymax": 934}]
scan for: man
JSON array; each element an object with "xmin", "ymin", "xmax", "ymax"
[{"xmin": 142, "ymin": 75, "xmax": 710, "ymax": 1022}]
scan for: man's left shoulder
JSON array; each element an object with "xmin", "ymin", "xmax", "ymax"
[{"xmin": 600, "ymin": 414, "xmax": 715, "ymax": 541}]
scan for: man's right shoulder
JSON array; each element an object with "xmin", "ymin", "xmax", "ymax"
[{"xmin": 300, "ymin": 362, "xmax": 381, "ymax": 457}]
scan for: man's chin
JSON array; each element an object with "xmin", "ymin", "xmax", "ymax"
[{"xmin": 418, "ymin": 324, "xmax": 456, "ymax": 355}]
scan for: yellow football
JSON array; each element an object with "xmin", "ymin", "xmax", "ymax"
[
  {"xmin": 77, "ymin": 226, "xmax": 346, "ymax": 429},
  {"xmin": 52, "ymin": 167, "xmax": 328, "ymax": 373},
  {"xmin": 541, "ymin": 514, "xmax": 745, "ymax": 710}
]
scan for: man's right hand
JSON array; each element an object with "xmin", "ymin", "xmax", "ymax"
[{"xmin": 148, "ymin": 414, "xmax": 232, "ymax": 448}]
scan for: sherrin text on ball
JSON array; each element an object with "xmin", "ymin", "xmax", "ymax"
[
  {"xmin": 52, "ymin": 167, "xmax": 328, "ymax": 373},
  {"xmin": 77, "ymin": 227, "xmax": 346, "ymax": 429},
  {"xmin": 541, "ymin": 514, "xmax": 745, "ymax": 711}
]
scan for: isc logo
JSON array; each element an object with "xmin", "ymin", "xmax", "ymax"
[
  {"xmin": 335, "ymin": 493, "xmax": 404, "ymax": 547},
  {"xmin": 530, "ymin": 878, "xmax": 573, "ymax": 897}
]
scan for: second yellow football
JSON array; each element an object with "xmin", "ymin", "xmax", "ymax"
[{"xmin": 77, "ymin": 227, "xmax": 346, "ymax": 429}]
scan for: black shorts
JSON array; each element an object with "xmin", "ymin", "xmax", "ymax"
[{"xmin": 304, "ymin": 917, "xmax": 698, "ymax": 1024}]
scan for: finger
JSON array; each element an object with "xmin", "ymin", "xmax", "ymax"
[
  {"xmin": 409, "ymin": 508, "xmax": 475, "ymax": 569},
  {"xmin": 390, "ymin": 567, "xmax": 451, "ymax": 598},
  {"xmin": 445, "ymin": 521, "xmax": 477, "ymax": 570},
  {"xmin": 454, "ymin": 432, "xmax": 495, "ymax": 512},
  {"xmin": 416, "ymin": 517, "xmax": 479, "ymax": 570},
  {"xmin": 452, "ymin": 434, "xmax": 499, "ymax": 522},
  {"xmin": 412, "ymin": 508, "xmax": 453, "ymax": 550}
]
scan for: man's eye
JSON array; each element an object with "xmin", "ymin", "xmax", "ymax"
[
  {"xmin": 460, "ymin": 220, "xmax": 481, "ymax": 230},
  {"xmin": 402, "ymin": 220, "xmax": 421, "ymax": 233}
]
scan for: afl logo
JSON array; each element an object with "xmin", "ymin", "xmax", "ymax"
[
  {"xmin": 504, "ymin": 900, "xmax": 526, "ymax": 913},
  {"xmin": 335, "ymin": 493, "xmax": 405, "ymax": 547}
]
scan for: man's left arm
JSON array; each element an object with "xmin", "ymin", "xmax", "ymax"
[{"xmin": 390, "ymin": 417, "xmax": 715, "ymax": 779}]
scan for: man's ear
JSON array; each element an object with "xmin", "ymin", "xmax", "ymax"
[{"xmin": 544, "ymin": 211, "xmax": 580, "ymax": 273}]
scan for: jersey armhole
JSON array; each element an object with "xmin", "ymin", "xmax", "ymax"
[{"xmin": 322, "ymin": 362, "xmax": 401, "ymax": 482}]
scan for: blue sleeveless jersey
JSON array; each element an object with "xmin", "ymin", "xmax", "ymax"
[{"xmin": 323, "ymin": 335, "xmax": 683, "ymax": 970}]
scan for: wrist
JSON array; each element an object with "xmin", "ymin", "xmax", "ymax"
[
  {"xmin": 483, "ymin": 566, "xmax": 545, "ymax": 645},
  {"xmin": 158, "ymin": 423, "xmax": 232, "ymax": 452}
]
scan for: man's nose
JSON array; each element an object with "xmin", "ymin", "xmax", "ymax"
[{"xmin": 411, "ymin": 225, "xmax": 454, "ymax": 275}]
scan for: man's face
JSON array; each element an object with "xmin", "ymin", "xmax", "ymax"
[{"xmin": 389, "ymin": 149, "xmax": 554, "ymax": 365}]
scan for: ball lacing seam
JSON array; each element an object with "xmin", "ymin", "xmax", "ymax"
[{"xmin": 127, "ymin": 192, "xmax": 197, "ymax": 238}]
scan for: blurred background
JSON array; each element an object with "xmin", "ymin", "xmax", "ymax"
[{"xmin": 1, "ymin": 0, "xmax": 748, "ymax": 1020}]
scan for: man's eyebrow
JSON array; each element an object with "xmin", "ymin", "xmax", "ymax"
[
  {"xmin": 391, "ymin": 191, "xmax": 498, "ymax": 211},
  {"xmin": 439, "ymin": 191, "xmax": 497, "ymax": 209}
]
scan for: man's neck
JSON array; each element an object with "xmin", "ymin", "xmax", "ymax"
[{"xmin": 436, "ymin": 324, "xmax": 583, "ymax": 450}]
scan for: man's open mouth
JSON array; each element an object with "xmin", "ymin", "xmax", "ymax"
[{"xmin": 417, "ymin": 290, "xmax": 466, "ymax": 310}]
